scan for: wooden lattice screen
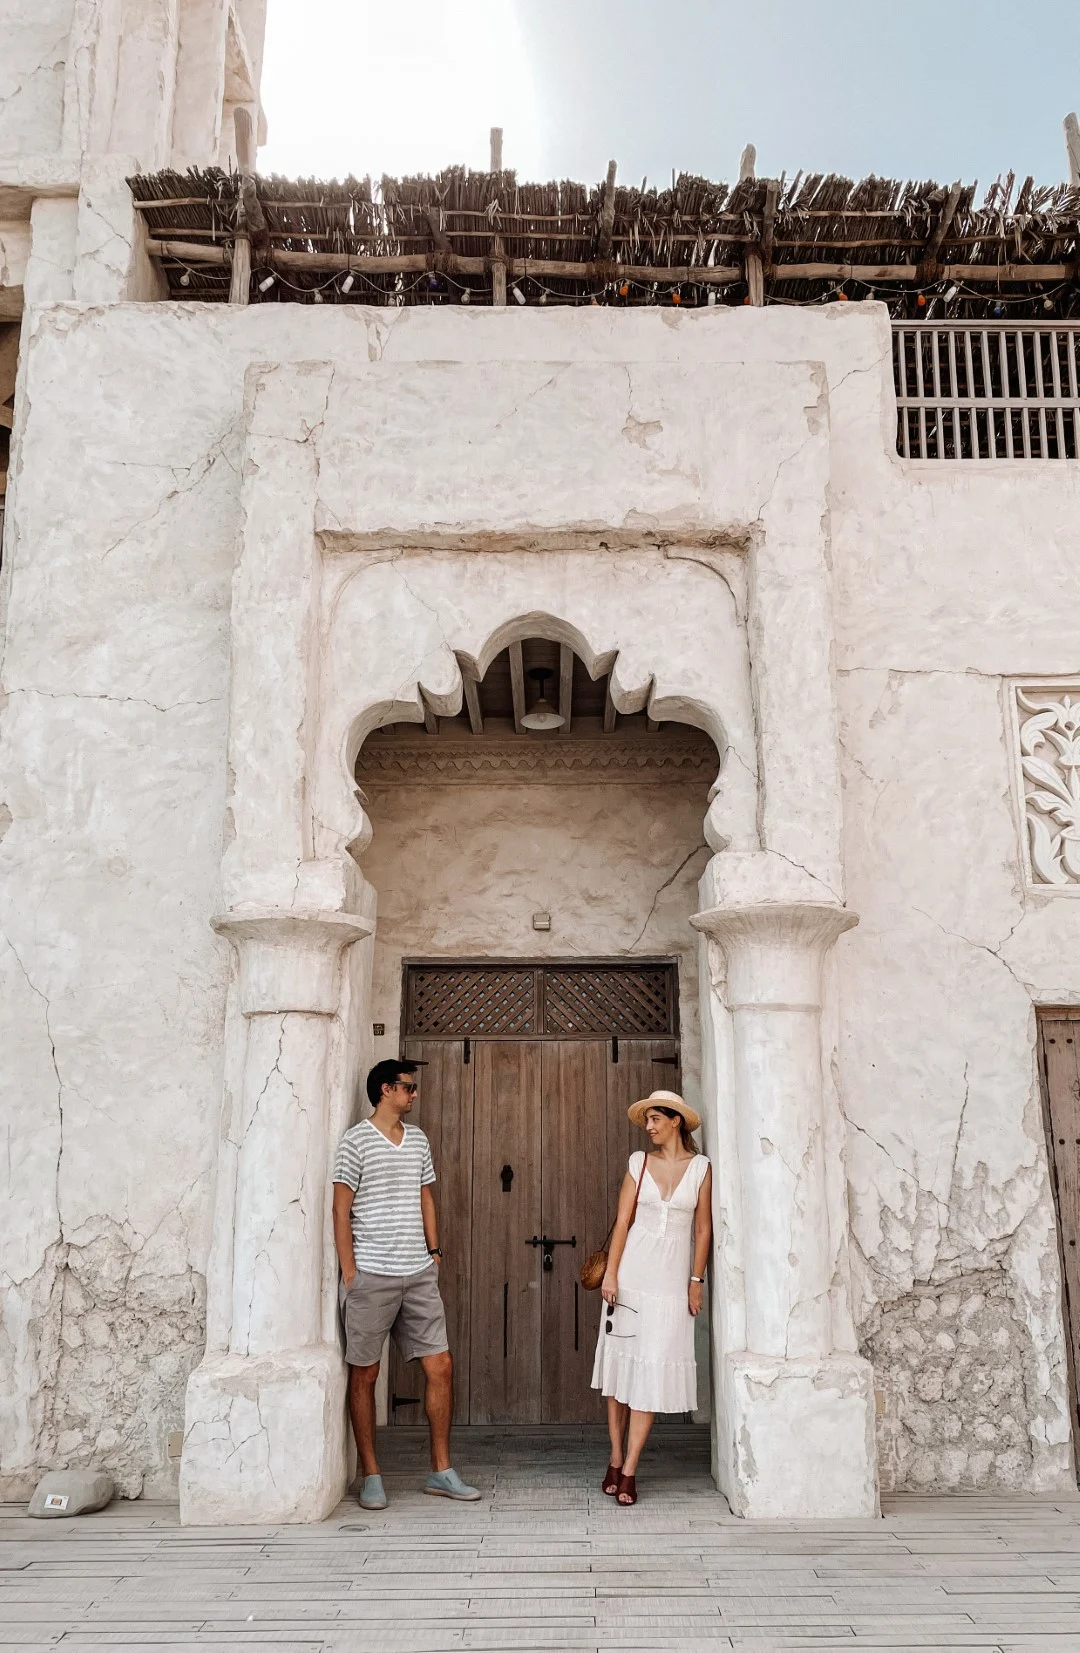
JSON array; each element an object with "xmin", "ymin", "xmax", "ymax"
[{"xmin": 404, "ymin": 962, "xmax": 676, "ymax": 1039}]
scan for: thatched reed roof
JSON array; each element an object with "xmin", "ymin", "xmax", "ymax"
[{"xmin": 129, "ymin": 166, "xmax": 1080, "ymax": 317}]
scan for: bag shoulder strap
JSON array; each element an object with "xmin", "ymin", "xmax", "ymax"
[{"xmin": 600, "ymin": 1153, "xmax": 649, "ymax": 1252}]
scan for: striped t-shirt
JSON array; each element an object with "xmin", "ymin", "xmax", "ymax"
[{"xmin": 332, "ymin": 1120, "xmax": 436, "ymax": 1276}]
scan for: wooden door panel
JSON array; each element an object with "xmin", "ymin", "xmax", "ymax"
[
  {"xmin": 1040, "ymin": 1016, "xmax": 1080, "ymax": 1455},
  {"xmin": 389, "ymin": 1040, "xmax": 472, "ymax": 1425},
  {"xmin": 540, "ymin": 1040, "xmax": 609, "ymax": 1423},
  {"xmin": 606, "ymin": 1037, "xmax": 680, "ymax": 1204},
  {"xmin": 470, "ymin": 1040, "xmax": 542, "ymax": 1422}
]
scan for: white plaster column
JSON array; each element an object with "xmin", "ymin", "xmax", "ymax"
[
  {"xmin": 179, "ymin": 908, "xmax": 370, "ymax": 1526},
  {"xmin": 692, "ymin": 897, "xmax": 878, "ymax": 1518}
]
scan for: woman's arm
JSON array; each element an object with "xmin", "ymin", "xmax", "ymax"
[
  {"xmin": 688, "ymin": 1164, "xmax": 713, "ymax": 1318},
  {"xmin": 601, "ymin": 1165, "xmax": 643, "ymax": 1306}
]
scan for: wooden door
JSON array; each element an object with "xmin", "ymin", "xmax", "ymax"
[
  {"xmin": 536, "ymin": 1036, "xmax": 680, "ymax": 1421},
  {"xmin": 389, "ymin": 1040, "xmax": 473, "ymax": 1424},
  {"xmin": 1039, "ymin": 1015, "xmax": 1080, "ymax": 1460},
  {"xmin": 539, "ymin": 1041, "xmax": 609, "ymax": 1421},
  {"xmin": 469, "ymin": 1040, "xmax": 543, "ymax": 1422}
]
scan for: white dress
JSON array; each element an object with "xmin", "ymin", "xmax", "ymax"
[{"xmin": 591, "ymin": 1150, "xmax": 709, "ymax": 1414}]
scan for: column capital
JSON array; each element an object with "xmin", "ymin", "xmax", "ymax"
[
  {"xmin": 691, "ymin": 901, "xmax": 857, "ymax": 1009},
  {"xmin": 211, "ymin": 907, "xmax": 373, "ymax": 1016}
]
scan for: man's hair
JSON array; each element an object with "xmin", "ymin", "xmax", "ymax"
[{"xmin": 366, "ymin": 1058, "xmax": 419, "ymax": 1108}]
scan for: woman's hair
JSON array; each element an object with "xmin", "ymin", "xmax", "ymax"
[{"xmin": 651, "ymin": 1105, "xmax": 695, "ymax": 1153}]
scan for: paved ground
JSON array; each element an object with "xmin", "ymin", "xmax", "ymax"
[{"xmin": 2, "ymin": 1426, "xmax": 1080, "ymax": 1652}]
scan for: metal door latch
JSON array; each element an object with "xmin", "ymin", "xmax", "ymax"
[
  {"xmin": 526, "ymin": 1234, "xmax": 577, "ymax": 1271},
  {"xmin": 500, "ymin": 1164, "xmax": 514, "ymax": 1193}
]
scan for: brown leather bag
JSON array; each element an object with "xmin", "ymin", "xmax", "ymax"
[{"xmin": 580, "ymin": 1154, "xmax": 649, "ymax": 1290}]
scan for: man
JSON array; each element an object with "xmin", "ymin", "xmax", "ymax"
[{"xmin": 332, "ymin": 1058, "xmax": 480, "ymax": 1510}]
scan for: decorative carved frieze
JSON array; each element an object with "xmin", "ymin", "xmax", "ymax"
[
  {"xmin": 1014, "ymin": 684, "xmax": 1080, "ymax": 886},
  {"xmin": 355, "ymin": 730, "xmax": 717, "ymax": 787}
]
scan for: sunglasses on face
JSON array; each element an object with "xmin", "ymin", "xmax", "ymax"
[{"xmin": 394, "ymin": 1081, "xmax": 418, "ymax": 1095}]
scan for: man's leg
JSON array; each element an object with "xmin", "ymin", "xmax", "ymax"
[
  {"xmin": 419, "ymin": 1351, "xmax": 453, "ymax": 1473},
  {"xmin": 347, "ymin": 1361, "xmax": 382, "ymax": 1477}
]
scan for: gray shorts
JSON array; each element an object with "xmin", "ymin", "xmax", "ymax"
[{"xmin": 339, "ymin": 1264, "xmax": 449, "ymax": 1367}]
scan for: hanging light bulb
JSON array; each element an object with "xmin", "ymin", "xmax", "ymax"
[
  {"xmin": 706, "ymin": 290, "xmax": 717, "ymax": 306},
  {"xmin": 340, "ymin": 272, "xmax": 355, "ymax": 294},
  {"xmin": 943, "ymin": 284, "xmax": 958, "ymax": 302},
  {"xmin": 179, "ymin": 269, "xmax": 191, "ymax": 287},
  {"xmin": 258, "ymin": 273, "xmax": 276, "ymax": 292},
  {"xmin": 312, "ymin": 288, "xmax": 323, "ymax": 303},
  {"xmin": 460, "ymin": 288, "xmax": 471, "ymax": 304},
  {"xmin": 538, "ymin": 290, "xmax": 548, "ymax": 305},
  {"xmin": 511, "ymin": 284, "xmax": 526, "ymax": 305},
  {"xmin": 1044, "ymin": 296, "xmax": 1054, "ymax": 311},
  {"xmin": 520, "ymin": 667, "xmax": 565, "ymax": 731}
]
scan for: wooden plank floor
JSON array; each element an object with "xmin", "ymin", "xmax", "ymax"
[{"xmin": 2, "ymin": 1426, "xmax": 1080, "ymax": 1651}]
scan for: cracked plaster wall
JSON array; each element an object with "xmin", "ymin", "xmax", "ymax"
[
  {"xmin": 3, "ymin": 298, "xmax": 1078, "ymax": 1497},
  {"xmin": 830, "ymin": 336, "xmax": 1080, "ymax": 1491}
]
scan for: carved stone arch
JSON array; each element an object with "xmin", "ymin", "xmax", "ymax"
[{"xmin": 315, "ymin": 562, "xmax": 759, "ymax": 873}]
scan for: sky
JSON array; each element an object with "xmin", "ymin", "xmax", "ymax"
[{"xmin": 259, "ymin": 1, "xmax": 1080, "ymax": 191}]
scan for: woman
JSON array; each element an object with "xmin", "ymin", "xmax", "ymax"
[{"xmin": 591, "ymin": 1088, "xmax": 711, "ymax": 1506}]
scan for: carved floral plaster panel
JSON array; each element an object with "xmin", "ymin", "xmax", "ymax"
[{"xmin": 1011, "ymin": 681, "xmax": 1080, "ymax": 888}]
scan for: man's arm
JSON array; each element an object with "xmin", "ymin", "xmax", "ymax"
[
  {"xmin": 420, "ymin": 1183, "xmax": 439, "ymax": 1260},
  {"xmin": 332, "ymin": 1182, "xmax": 357, "ymax": 1285}
]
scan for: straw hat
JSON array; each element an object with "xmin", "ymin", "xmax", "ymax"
[{"xmin": 627, "ymin": 1089, "xmax": 702, "ymax": 1132}]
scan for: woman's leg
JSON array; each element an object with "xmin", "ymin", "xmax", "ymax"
[
  {"xmin": 606, "ymin": 1397, "xmax": 629, "ymax": 1467},
  {"xmin": 621, "ymin": 1408, "xmax": 654, "ymax": 1477}
]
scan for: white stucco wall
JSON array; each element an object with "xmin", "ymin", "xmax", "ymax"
[
  {"xmin": 0, "ymin": 0, "xmax": 75, "ymax": 158},
  {"xmin": 1, "ymin": 297, "xmax": 1078, "ymax": 1499},
  {"xmin": 832, "ymin": 457, "xmax": 1080, "ymax": 1490}
]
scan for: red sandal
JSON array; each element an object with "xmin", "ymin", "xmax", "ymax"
[
  {"xmin": 616, "ymin": 1472, "xmax": 637, "ymax": 1506},
  {"xmin": 602, "ymin": 1463, "xmax": 621, "ymax": 1496}
]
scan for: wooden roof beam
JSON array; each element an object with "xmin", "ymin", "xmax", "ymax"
[
  {"xmin": 462, "ymin": 671, "xmax": 484, "ymax": 736},
  {"xmin": 603, "ymin": 679, "xmax": 617, "ymax": 734},
  {"xmin": 558, "ymin": 646, "xmax": 574, "ymax": 735},
  {"xmin": 509, "ymin": 642, "xmax": 526, "ymax": 734}
]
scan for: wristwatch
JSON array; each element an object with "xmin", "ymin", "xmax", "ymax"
[
  {"xmin": 428, "ymin": 1246, "xmax": 443, "ymax": 1258},
  {"xmin": 689, "ymin": 1275, "xmax": 705, "ymax": 1284}
]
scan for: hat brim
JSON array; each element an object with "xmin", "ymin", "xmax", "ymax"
[{"xmin": 627, "ymin": 1096, "xmax": 702, "ymax": 1133}]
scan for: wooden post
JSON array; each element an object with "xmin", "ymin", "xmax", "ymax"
[
  {"xmin": 230, "ymin": 231, "xmax": 251, "ymax": 304},
  {"xmin": 744, "ymin": 248, "xmax": 764, "ymax": 306},
  {"xmin": 739, "ymin": 144, "xmax": 756, "ymax": 182},
  {"xmin": 490, "ymin": 127, "xmax": 503, "ymax": 172},
  {"xmin": 600, "ymin": 160, "xmax": 617, "ymax": 252},
  {"xmin": 233, "ymin": 107, "xmax": 256, "ymax": 173},
  {"xmin": 1065, "ymin": 114, "xmax": 1080, "ymax": 187},
  {"xmin": 492, "ymin": 236, "xmax": 507, "ymax": 305}
]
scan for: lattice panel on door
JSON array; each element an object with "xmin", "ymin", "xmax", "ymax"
[
  {"xmin": 542, "ymin": 967, "xmax": 673, "ymax": 1036},
  {"xmin": 407, "ymin": 967, "xmax": 538, "ymax": 1036}
]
